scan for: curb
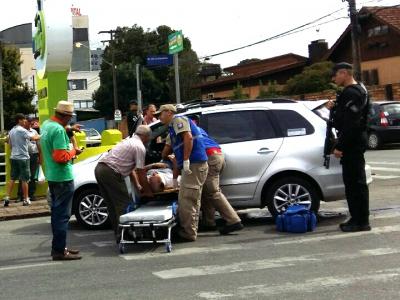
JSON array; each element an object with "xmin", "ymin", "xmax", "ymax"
[{"xmin": 0, "ymin": 210, "xmax": 50, "ymax": 221}]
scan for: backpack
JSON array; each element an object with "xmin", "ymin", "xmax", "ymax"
[{"xmin": 276, "ymin": 205, "xmax": 317, "ymax": 233}]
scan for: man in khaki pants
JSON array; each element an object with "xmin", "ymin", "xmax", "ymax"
[
  {"xmin": 190, "ymin": 116, "xmax": 243, "ymax": 234},
  {"xmin": 158, "ymin": 104, "xmax": 208, "ymax": 241}
]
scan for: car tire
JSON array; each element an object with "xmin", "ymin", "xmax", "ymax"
[
  {"xmin": 368, "ymin": 132, "xmax": 380, "ymax": 150},
  {"xmin": 265, "ymin": 176, "xmax": 320, "ymax": 217},
  {"xmin": 73, "ymin": 187, "xmax": 110, "ymax": 230}
]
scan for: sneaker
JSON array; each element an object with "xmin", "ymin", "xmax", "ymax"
[
  {"xmin": 23, "ymin": 198, "xmax": 31, "ymax": 206},
  {"xmin": 3, "ymin": 198, "xmax": 10, "ymax": 207},
  {"xmin": 219, "ymin": 222, "xmax": 244, "ymax": 235}
]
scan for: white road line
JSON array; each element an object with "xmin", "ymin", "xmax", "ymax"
[
  {"xmin": 368, "ymin": 161, "xmax": 400, "ymax": 166},
  {"xmin": 372, "ymin": 175, "xmax": 400, "ymax": 179},
  {"xmin": 371, "ymin": 167, "xmax": 400, "ymax": 172},
  {"xmin": 92, "ymin": 241, "xmax": 115, "ymax": 247},
  {"xmin": 197, "ymin": 268, "xmax": 400, "ymax": 299},
  {"xmin": 153, "ymin": 247, "xmax": 400, "ymax": 279},
  {"xmin": 0, "ymin": 262, "xmax": 62, "ymax": 272},
  {"xmin": 273, "ymin": 224, "xmax": 400, "ymax": 245},
  {"xmin": 121, "ymin": 245, "xmax": 245, "ymax": 261},
  {"xmin": 119, "ymin": 219, "xmax": 400, "ymax": 259},
  {"xmin": 74, "ymin": 231, "xmax": 112, "ymax": 238}
]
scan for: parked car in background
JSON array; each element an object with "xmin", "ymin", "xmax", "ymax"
[
  {"xmin": 367, "ymin": 101, "xmax": 400, "ymax": 149},
  {"xmin": 70, "ymin": 99, "xmax": 373, "ymax": 229},
  {"xmin": 82, "ymin": 128, "xmax": 102, "ymax": 147}
]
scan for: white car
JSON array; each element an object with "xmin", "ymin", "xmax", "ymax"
[{"xmin": 71, "ymin": 99, "xmax": 373, "ymax": 229}]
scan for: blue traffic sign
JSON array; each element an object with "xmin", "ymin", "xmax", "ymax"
[{"xmin": 146, "ymin": 54, "xmax": 173, "ymax": 66}]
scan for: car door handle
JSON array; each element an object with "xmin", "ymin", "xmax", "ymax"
[{"xmin": 257, "ymin": 148, "xmax": 274, "ymax": 154}]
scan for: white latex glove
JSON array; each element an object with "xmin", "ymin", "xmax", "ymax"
[
  {"xmin": 183, "ymin": 160, "xmax": 192, "ymax": 175},
  {"xmin": 173, "ymin": 178, "xmax": 179, "ymax": 189}
]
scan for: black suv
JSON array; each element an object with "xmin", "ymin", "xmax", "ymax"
[{"xmin": 367, "ymin": 101, "xmax": 400, "ymax": 149}]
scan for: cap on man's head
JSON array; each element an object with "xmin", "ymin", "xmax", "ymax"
[
  {"xmin": 155, "ymin": 104, "xmax": 177, "ymax": 115},
  {"xmin": 55, "ymin": 100, "xmax": 74, "ymax": 116},
  {"xmin": 331, "ymin": 62, "xmax": 353, "ymax": 76}
]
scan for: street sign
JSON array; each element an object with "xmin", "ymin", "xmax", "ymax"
[
  {"xmin": 114, "ymin": 109, "xmax": 122, "ymax": 122},
  {"xmin": 168, "ymin": 31, "xmax": 184, "ymax": 54},
  {"xmin": 146, "ymin": 54, "xmax": 173, "ymax": 66}
]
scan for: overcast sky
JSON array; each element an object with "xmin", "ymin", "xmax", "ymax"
[{"xmin": 1, "ymin": 0, "xmax": 399, "ymax": 67}]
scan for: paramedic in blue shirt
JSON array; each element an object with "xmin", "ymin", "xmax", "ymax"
[
  {"xmin": 158, "ymin": 104, "xmax": 208, "ymax": 242},
  {"xmin": 191, "ymin": 115, "xmax": 244, "ymax": 235}
]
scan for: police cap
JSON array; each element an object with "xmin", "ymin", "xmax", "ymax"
[{"xmin": 331, "ymin": 62, "xmax": 353, "ymax": 76}]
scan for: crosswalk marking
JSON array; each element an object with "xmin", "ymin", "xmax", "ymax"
[
  {"xmin": 121, "ymin": 245, "xmax": 245, "ymax": 261},
  {"xmin": 197, "ymin": 267, "xmax": 400, "ymax": 299},
  {"xmin": 274, "ymin": 224, "xmax": 400, "ymax": 245},
  {"xmin": 368, "ymin": 161, "xmax": 400, "ymax": 166},
  {"xmin": 372, "ymin": 175, "xmax": 400, "ymax": 179},
  {"xmin": 371, "ymin": 167, "xmax": 400, "ymax": 173},
  {"xmin": 116, "ymin": 217, "xmax": 400, "ymax": 259},
  {"xmin": 368, "ymin": 161, "xmax": 400, "ymax": 180},
  {"xmin": 153, "ymin": 247, "xmax": 400, "ymax": 279}
]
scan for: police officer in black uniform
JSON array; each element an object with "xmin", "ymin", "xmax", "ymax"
[{"xmin": 328, "ymin": 62, "xmax": 370, "ymax": 232}]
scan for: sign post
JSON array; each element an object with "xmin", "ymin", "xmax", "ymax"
[{"xmin": 168, "ymin": 31, "xmax": 184, "ymax": 104}]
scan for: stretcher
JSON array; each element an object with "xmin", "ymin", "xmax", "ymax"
[{"xmin": 118, "ymin": 201, "xmax": 178, "ymax": 254}]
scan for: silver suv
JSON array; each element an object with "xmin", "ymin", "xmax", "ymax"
[{"xmin": 71, "ymin": 99, "xmax": 373, "ymax": 229}]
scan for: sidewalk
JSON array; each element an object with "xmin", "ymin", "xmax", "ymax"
[{"xmin": 0, "ymin": 198, "xmax": 50, "ymax": 221}]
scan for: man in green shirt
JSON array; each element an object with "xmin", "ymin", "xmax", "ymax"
[{"xmin": 41, "ymin": 101, "xmax": 83, "ymax": 261}]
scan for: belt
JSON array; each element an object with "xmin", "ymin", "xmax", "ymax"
[{"xmin": 206, "ymin": 147, "xmax": 222, "ymax": 156}]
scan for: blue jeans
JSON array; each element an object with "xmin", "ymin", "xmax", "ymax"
[{"xmin": 48, "ymin": 180, "xmax": 74, "ymax": 254}]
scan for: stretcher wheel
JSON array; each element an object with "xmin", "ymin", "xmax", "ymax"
[
  {"xmin": 166, "ymin": 242, "xmax": 172, "ymax": 253},
  {"xmin": 119, "ymin": 243, "xmax": 126, "ymax": 254}
]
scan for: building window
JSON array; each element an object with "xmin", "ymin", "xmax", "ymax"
[
  {"xmin": 68, "ymin": 79, "xmax": 87, "ymax": 90},
  {"xmin": 363, "ymin": 69, "xmax": 379, "ymax": 86},
  {"xmin": 367, "ymin": 25, "xmax": 389, "ymax": 37},
  {"xmin": 74, "ymin": 100, "xmax": 94, "ymax": 109}
]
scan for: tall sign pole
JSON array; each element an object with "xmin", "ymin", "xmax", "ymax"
[
  {"xmin": 168, "ymin": 31, "xmax": 184, "ymax": 104},
  {"xmin": 347, "ymin": 0, "xmax": 362, "ymax": 81},
  {"xmin": 174, "ymin": 54, "xmax": 181, "ymax": 104},
  {"xmin": 33, "ymin": 0, "xmax": 73, "ymax": 123},
  {"xmin": 0, "ymin": 44, "xmax": 4, "ymax": 133}
]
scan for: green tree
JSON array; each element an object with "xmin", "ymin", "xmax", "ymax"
[
  {"xmin": 93, "ymin": 25, "xmax": 201, "ymax": 118},
  {"xmin": 232, "ymin": 82, "xmax": 247, "ymax": 100},
  {"xmin": 1, "ymin": 45, "xmax": 35, "ymax": 130},
  {"xmin": 284, "ymin": 61, "xmax": 334, "ymax": 95},
  {"xmin": 258, "ymin": 80, "xmax": 279, "ymax": 99}
]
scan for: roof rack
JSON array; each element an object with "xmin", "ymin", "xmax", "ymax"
[{"xmin": 177, "ymin": 98, "xmax": 296, "ymax": 113}]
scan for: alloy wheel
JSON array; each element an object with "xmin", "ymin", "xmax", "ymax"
[
  {"xmin": 273, "ymin": 183, "xmax": 312, "ymax": 213},
  {"xmin": 78, "ymin": 194, "xmax": 108, "ymax": 226}
]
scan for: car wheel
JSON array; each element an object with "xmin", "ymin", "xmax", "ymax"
[
  {"xmin": 265, "ymin": 176, "xmax": 320, "ymax": 217},
  {"xmin": 73, "ymin": 188, "xmax": 110, "ymax": 229},
  {"xmin": 368, "ymin": 132, "xmax": 380, "ymax": 150}
]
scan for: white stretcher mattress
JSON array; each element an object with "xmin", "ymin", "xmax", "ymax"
[{"xmin": 119, "ymin": 203, "xmax": 174, "ymax": 224}]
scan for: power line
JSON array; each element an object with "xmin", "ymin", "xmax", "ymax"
[
  {"xmin": 199, "ymin": 0, "xmax": 397, "ymax": 60},
  {"xmin": 199, "ymin": 6, "xmax": 349, "ymax": 59}
]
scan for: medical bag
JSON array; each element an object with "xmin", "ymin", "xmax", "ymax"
[{"xmin": 276, "ymin": 205, "xmax": 317, "ymax": 233}]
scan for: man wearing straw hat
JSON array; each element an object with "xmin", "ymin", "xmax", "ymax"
[{"xmin": 41, "ymin": 101, "xmax": 83, "ymax": 261}]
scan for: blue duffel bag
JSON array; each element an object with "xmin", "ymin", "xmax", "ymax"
[{"xmin": 276, "ymin": 205, "xmax": 317, "ymax": 233}]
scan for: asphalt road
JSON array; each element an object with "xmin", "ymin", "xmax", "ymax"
[{"xmin": 1, "ymin": 147, "xmax": 400, "ymax": 300}]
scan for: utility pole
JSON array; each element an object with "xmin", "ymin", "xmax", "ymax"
[
  {"xmin": 136, "ymin": 64, "xmax": 142, "ymax": 112},
  {"xmin": 99, "ymin": 30, "xmax": 119, "ymax": 112},
  {"xmin": 0, "ymin": 41, "xmax": 4, "ymax": 133},
  {"xmin": 346, "ymin": 0, "xmax": 362, "ymax": 81}
]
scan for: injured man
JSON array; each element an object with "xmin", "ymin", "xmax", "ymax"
[{"xmin": 132, "ymin": 159, "xmax": 181, "ymax": 194}]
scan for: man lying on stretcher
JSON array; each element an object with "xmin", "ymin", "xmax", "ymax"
[{"xmin": 132, "ymin": 155, "xmax": 181, "ymax": 194}]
